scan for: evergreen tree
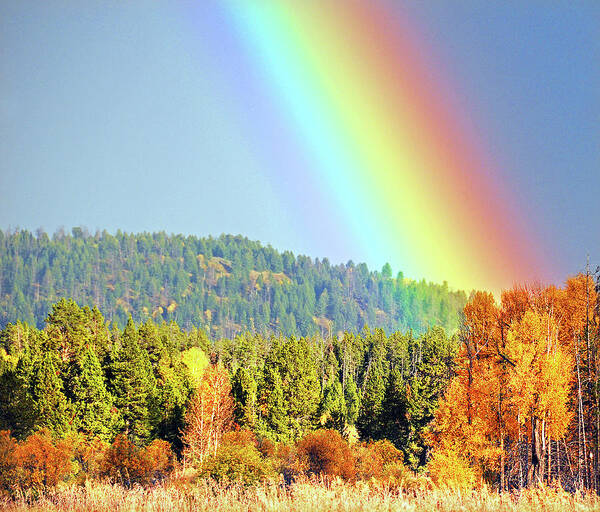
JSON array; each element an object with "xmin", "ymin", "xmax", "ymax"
[
  {"xmin": 0, "ymin": 354, "xmax": 36, "ymax": 438},
  {"xmin": 44, "ymin": 298, "xmax": 90, "ymax": 362},
  {"xmin": 138, "ymin": 318, "xmax": 165, "ymax": 369},
  {"xmin": 382, "ymin": 263, "xmax": 392, "ymax": 279},
  {"xmin": 1, "ymin": 229, "xmax": 467, "ymax": 336},
  {"xmin": 277, "ymin": 337, "xmax": 320, "ymax": 438},
  {"xmin": 262, "ymin": 367, "xmax": 289, "ymax": 441},
  {"xmin": 357, "ymin": 338, "xmax": 387, "ymax": 440},
  {"xmin": 154, "ymin": 358, "xmax": 189, "ymax": 452},
  {"xmin": 380, "ymin": 367, "xmax": 413, "ymax": 461},
  {"xmin": 231, "ymin": 367, "xmax": 257, "ymax": 429},
  {"xmin": 29, "ymin": 350, "xmax": 73, "ymax": 436},
  {"xmin": 110, "ymin": 317, "xmax": 155, "ymax": 444},
  {"xmin": 87, "ymin": 306, "xmax": 111, "ymax": 358},
  {"xmin": 319, "ymin": 377, "xmax": 346, "ymax": 431},
  {"xmin": 70, "ymin": 347, "xmax": 115, "ymax": 441},
  {"xmin": 316, "ymin": 289, "xmax": 329, "ymax": 318},
  {"xmin": 344, "ymin": 374, "xmax": 360, "ymax": 426}
]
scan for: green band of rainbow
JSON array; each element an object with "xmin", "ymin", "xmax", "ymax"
[{"xmin": 223, "ymin": 0, "xmax": 550, "ymax": 293}]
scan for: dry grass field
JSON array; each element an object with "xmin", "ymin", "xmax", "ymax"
[{"xmin": 3, "ymin": 479, "xmax": 600, "ymax": 512}]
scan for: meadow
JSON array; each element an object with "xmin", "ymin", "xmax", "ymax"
[{"xmin": 3, "ymin": 479, "xmax": 599, "ymax": 512}]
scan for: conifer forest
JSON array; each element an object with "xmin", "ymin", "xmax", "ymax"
[{"xmin": 0, "ymin": 229, "xmax": 466, "ymax": 336}]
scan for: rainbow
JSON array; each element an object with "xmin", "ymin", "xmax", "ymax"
[{"xmin": 218, "ymin": 0, "xmax": 551, "ymax": 293}]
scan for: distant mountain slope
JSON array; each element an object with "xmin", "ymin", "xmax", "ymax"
[{"xmin": 0, "ymin": 229, "xmax": 467, "ymax": 336}]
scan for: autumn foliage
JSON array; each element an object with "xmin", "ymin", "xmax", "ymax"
[
  {"xmin": 100, "ymin": 434, "xmax": 174, "ymax": 486},
  {"xmin": 429, "ymin": 275, "xmax": 598, "ymax": 490},
  {"xmin": 427, "ymin": 447, "xmax": 476, "ymax": 491},
  {"xmin": 0, "ymin": 429, "xmax": 72, "ymax": 495},
  {"xmin": 295, "ymin": 429, "xmax": 356, "ymax": 480},
  {"xmin": 200, "ymin": 430, "xmax": 272, "ymax": 484},
  {"xmin": 3, "ymin": 274, "xmax": 600, "ymax": 500},
  {"xmin": 182, "ymin": 363, "xmax": 234, "ymax": 468}
]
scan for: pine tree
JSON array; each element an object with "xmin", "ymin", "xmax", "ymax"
[
  {"xmin": 344, "ymin": 374, "xmax": 360, "ymax": 426},
  {"xmin": 0, "ymin": 354, "xmax": 37, "ymax": 438},
  {"xmin": 319, "ymin": 377, "xmax": 346, "ymax": 431},
  {"xmin": 110, "ymin": 317, "xmax": 155, "ymax": 444},
  {"xmin": 263, "ymin": 367, "xmax": 289, "ymax": 441},
  {"xmin": 29, "ymin": 351, "xmax": 73, "ymax": 436},
  {"xmin": 70, "ymin": 347, "xmax": 115, "ymax": 441},
  {"xmin": 232, "ymin": 366, "xmax": 257, "ymax": 428},
  {"xmin": 44, "ymin": 298, "xmax": 89, "ymax": 363},
  {"xmin": 382, "ymin": 263, "xmax": 392, "ymax": 279},
  {"xmin": 153, "ymin": 358, "xmax": 189, "ymax": 452},
  {"xmin": 317, "ymin": 289, "xmax": 329, "ymax": 318},
  {"xmin": 278, "ymin": 336, "xmax": 320, "ymax": 438},
  {"xmin": 358, "ymin": 341, "xmax": 387, "ymax": 440},
  {"xmin": 380, "ymin": 367, "xmax": 406, "ymax": 445},
  {"xmin": 138, "ymin": 318, "xmax": 165, "ymax": 369},
  {"xmin": 87, "ymin": 306, "xmax": 111, "ymax": 358}
]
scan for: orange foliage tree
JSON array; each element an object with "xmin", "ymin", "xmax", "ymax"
[
  {"xmin": 430, "ymin": 292, "xmax": 503, "ymax": 484},
  {"xmin": 100, "ymin": 434, "xmax": 174, "ymax": 486},
  {"xmin": 558, "ymin": 273, "xmax": 599, "ymax": 490},
  {"xmin": 295, "ymin": 429, "xmax": 355, "ymax": 480},
  {"xmin": 0, "ymin": 429, "xmax": 73, "ymax": 495},
  {"xmin": 429, "ymin": 277, "xmax": 597, "ymax": 490},
  {"xmin": 504, "ymin": 310, "xmax": 573, "ymax": 485}
]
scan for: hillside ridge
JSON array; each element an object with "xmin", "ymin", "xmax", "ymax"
[{"xmin": 0, "ymin": 228, "xmax": 467, "ymax": 335}]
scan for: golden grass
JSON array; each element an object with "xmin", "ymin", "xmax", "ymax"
[{"xmin": 3, "ymin": 479, "xmax": 600, "ymax": 512}]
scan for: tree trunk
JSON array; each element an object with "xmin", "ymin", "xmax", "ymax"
[
  {"xmin": 529, "ymin": 416, "xmax": 545, "ymax": 486},
  {"xmin": 500, "ymin": 435, "xmax": 505, "ymax": 491},
  {"xmin": 547, "ymin": 436, "xmax": 551, "ymax": 484},
  {"xmin": 518, "ymin": 417, "xmax": 524, "ymax": 489}
]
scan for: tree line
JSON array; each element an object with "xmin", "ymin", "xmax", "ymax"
[
  {"xmin": 0, "ymin": 298, "xmax": 457, "ymax": 470},
  {"xmin": 2, "ymin": 272, "xmax": 600, "ymax": 492},
  {"xmin": 0, "ymin": 228, "xmax": 466, "ymax": 336}
]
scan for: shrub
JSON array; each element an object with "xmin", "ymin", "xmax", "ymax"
[
  {"xmin": 100, "ymin": 434, "xmax": 139, "ymax": 485},
  {"xmin": 13, "ymin": 429, "xmax": 73, "ymax": 492},
  {"xmin": 201, "ymin": 430, "xmax": 273, "ymax": 485},
  {"xmin": 382, "ymin": 462, "xmax": 425, "ymax": 492},
  {"xmin": 427, "ymin": 447, "xmax": 476, "ymax": 491},
  {"xmin": 144, "ymin": 439, "xmax": 175, "ymax": 482},
  {"xmin": 354, "ymin": 439, "xmax": 404, "ymax": 481},
  {"xmin": 296, "ymin": 429, "xmax": 355, "ymax": 480},
  {"xmin": 368, "ymin": 439, "xmax": 404, "ymax": 467},
  {"xmin": 353, "ymin": 442, "xmax": 384, "ymax": 480},
  {"xmin": 0, "ymin": 430, "xmax": 18, "ymax": 494},
  {"xmin": 72, "ymin": 435, "xmax": 109, "ymax": 482},
  {"xmin": 256, "ymin": 436, "xmax": 277, "ymax": 458},
  {"xmin": 270, "ymin": 442, "xmax": 297, "ymax": 483},
  {"xmin": 100, "ymin": 434, "xmax": 175, "ymax": 486}
]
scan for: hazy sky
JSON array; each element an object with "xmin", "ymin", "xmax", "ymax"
[{"xmin": 1, "ymin": 1, "xmax": 598, "ymax": 288}]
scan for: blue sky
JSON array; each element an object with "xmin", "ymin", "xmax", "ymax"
[{"xmin": 1, "ymin": 1, "xmax": 598, "ymax": 285}]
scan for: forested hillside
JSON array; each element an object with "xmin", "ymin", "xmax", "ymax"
[{"xmin": 0, "ymin": 228, "xmax": 467, "ymax": 336}]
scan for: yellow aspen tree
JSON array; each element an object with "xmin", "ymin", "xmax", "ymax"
[
  {"xmin": 429, "ymin": 292, "xmax": 503, "ymax": 484},
  {"xmin": 505, "ymin": 311, "xmax": 572, "ymax": 486},
  {"xmin": 431, "ymin": 285, "xmax": 575, "ymax": 489},
  {"xmin": 557, "ymin": 274, "xmax": 598, "ymax": 489}
]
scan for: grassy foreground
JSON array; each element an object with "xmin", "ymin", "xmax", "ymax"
[{"xmin": 3, "ymin": 479, "xmax": 599, "ymax": 512}]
